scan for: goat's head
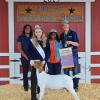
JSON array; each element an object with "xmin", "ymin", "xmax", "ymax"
[{"xmin": 33, "ymin": 60, "xmax": 44, "ymax": 73}]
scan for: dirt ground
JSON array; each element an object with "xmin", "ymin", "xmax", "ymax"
[{"xmin": 0, "ymin": 84, "xmax": 100, "ymax": 100}]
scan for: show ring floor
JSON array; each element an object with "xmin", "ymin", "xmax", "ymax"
[{"xmin": 0, "ymin": 84, "xmax": 100, "ymax": 100}]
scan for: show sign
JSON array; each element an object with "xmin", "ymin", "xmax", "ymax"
[{"xmin": 17, "ymin": 4, "xmax": 83, "ymax": 22}]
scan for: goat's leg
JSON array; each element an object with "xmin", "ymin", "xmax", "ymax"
[
  {"xmin": 69, "ymin": 88, "xmax": 79, "ymax": 100},
  {"xmin": 39, "ymin": 87, "xmax": 45, "ymax": 100},
  {"xmin": 66, "ymin": 84, "xmax": 79, "ymax": 100},
  {"xmin": 65, "ymin": 78, "xmax": 80, "ymax": 100}
]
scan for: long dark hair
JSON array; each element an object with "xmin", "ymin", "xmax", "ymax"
[
  {"xmin": 22, "ymin": 24, "xmax": 33, "ymax": 37},
  {"xmin": 48, "ymin": 32, "xmax": 60, "ymax": 42}
]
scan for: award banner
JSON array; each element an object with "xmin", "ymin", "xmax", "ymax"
[{"xmin": 59, "ymin": 47, "xmax": 74, "ymax": 69}]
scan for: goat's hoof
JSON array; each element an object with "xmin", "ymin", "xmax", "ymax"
[{"xmin": 36, "ymin": 86, "xmax": 40, "ymax": 94}]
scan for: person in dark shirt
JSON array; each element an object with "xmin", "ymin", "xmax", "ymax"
[
  {"xmin": 17, "ymin": 24, "xmax": 32, "ymax": 92},
  {"xmin": 60, "ymin": 19, "xmax": 80, "ymax": 91},
  {"xmin": 27, "ymin": 25, "xmax": 50, "ymax": 100}
]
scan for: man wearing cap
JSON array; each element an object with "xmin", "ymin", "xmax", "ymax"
[{"xmin": 60, "ymin": 19, "xmax": 80, "ymax": 91}]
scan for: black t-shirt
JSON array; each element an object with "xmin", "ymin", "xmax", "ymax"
[{"xmin": 17, "ymin": 34, "xmax": 31, "ymax": 55}]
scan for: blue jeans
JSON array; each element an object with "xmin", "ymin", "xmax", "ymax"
[{"xmin": 63, "ymin": 50, "xmax": 79, "ymax": 76}]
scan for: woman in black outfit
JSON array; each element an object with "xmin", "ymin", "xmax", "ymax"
[{"xmin": 27, "ymin": 25, "xmax": 50, "ymax": 100}]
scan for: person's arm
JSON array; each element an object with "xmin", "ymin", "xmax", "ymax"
[
  {"xmin": 59, "ymin": 40, "xmax": 63, "ymax": 48},
  {"xmin": 66, "ymin": 31, "xmax": 79, "ymax": 47},
  {"xmin": 25, "ymin": 41, "xmax": 36, "ymax": 67},
  {"xmin": 44, "ymin": 40, "xmax": 50, "ymax": 62},
  {"xmin": 66, "ymin": 41, "xmax": 79, "ymax": 47},
  {"xmin": 26, "ymin": 41, "xmax": 35, "ymax": 60},
  {"xmin": 18, "ymin": 42, "xmax": 29, "ymax": 60}
]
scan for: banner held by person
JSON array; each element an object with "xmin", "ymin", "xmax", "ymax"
[{"xmin": 59, "ymin": 47, "xmax": 74, "ymax": 68}]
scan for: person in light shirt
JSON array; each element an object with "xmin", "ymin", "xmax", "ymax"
[{"xmin": 60, "ymin": 19, "xmax": 80, "ymax": 92}]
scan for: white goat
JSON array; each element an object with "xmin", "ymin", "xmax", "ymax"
[{"xmin": 30, "ymin": 60, "xmax": 79, "ymax": 100}]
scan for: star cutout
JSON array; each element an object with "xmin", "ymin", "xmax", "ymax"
[
  {"xmin": 25, "ymin": 7, "xmax": 32, "ymax": 13},
  {"xmin": 69, "ymin": 8, "xmax": 75, "ymax": 14}
]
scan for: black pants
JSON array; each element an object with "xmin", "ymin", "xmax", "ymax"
[
  {"xmin": 48, "ymin": 62, "xmax": 61, "ymax": 75},
  {"xmin": 31, "ymin": 67, "xmax": 37, "ymax": 100},
  {"xmin": 21, "ymin": 57, "xmax": 30, "ymax": 90}
]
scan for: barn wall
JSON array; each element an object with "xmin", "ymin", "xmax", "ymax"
[
  {"xmin": 91, "ymin": 0, "xmax": 100, "ymax": 83},
  {"xmin": 0, "ymin": 0, "xmax": 9, "ymax": 85}
]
